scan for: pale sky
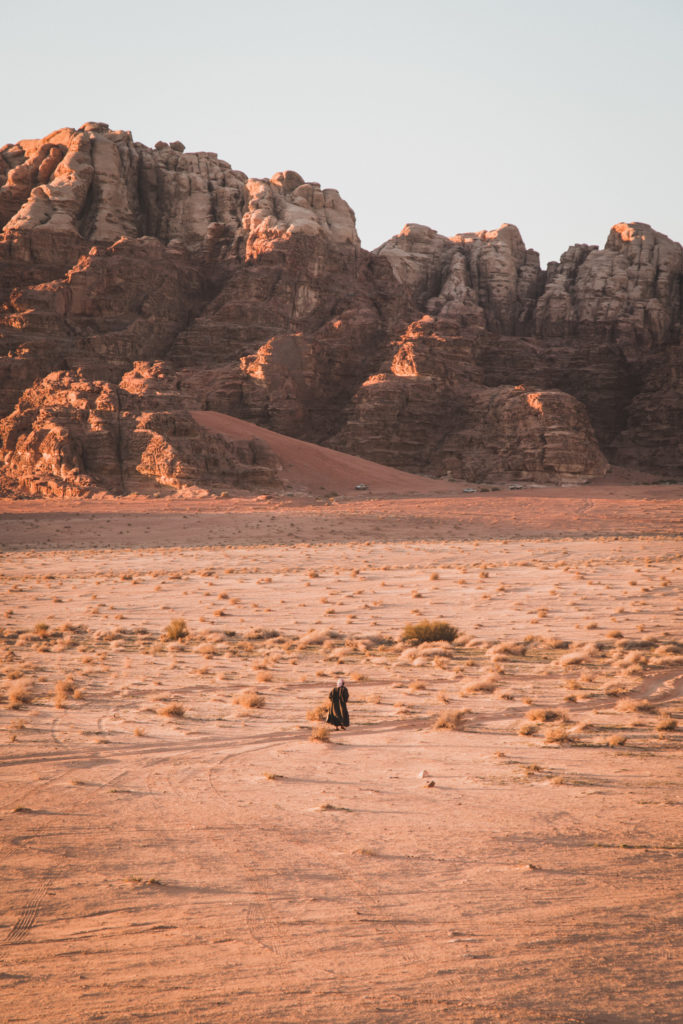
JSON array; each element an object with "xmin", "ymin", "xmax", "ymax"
[{"xmin": 4, "ymin": 0, "xmax": 682, "ymax": 265}]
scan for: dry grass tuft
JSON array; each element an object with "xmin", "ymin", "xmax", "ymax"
[
  {"xmin": 162, "ymin": 618, "xmax": 189, "ymax": 642},
  {"xmin": 306, "ymin": 703, "xmax": 329, "ymax": 722},
  {"xmin": 233, "ymin": 688, "xmax": 265, "ymax": 709},
  {"xmin": 298, "ymin": 628, "xmax": 339, "ymax": 648},
  {"xmin": 525, "ymin": 708, "xmax": 564, "ymax": 723},
  {"xmin": 518, "ymin": 722, "xmax": 538, "ymax": 736},
  {"xmin": 310, "ymin": 725, "xmax": 330, "ymax": 742},
  {"xmin": 434, "ymin": 709, "xmax": 466, "ymax": 730},
  {"xmin": 603, "ymin": 682, "xmax": 631, "ymax": 697},
  {"xmin": 559, "ymin": 644, "xmax": 600, "ymax": 668},
  {"xmin": 656, "ymin": 713, "xmax": 677, "ymax": 732},
  {"xmin": 461, "ymin": 675, "xmax": 498, "ymax": 695},
  {"xmin": 544, "ymin": 724, "xmax": 570, "ymax": 744},
  {"xmin": 54, "ymin": 677, "xmax": 75, "ymax": 708},
  {"xmin": 616, "ymin": 698, "xmax": 654, "ymax": 714},
  {"xmin": 402, "ymin": 620, "xmax": 457, "ymax": 644},
  {"xmin": 606, "ymin": 733, "xmax": 627, "ymax": 747},
  {"xmin": 158, "ymin": 702, "xmax": 185, "ymax": 718},
  {"xmin": 487, "ymin": 641, "xmax": 527, "ymax": 660},
  {"xmin": 8, "ymin": 681, "xmax": 32, "ymax": 709}
]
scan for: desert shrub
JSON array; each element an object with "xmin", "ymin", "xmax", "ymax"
[
  {"xmin": 162, "ymin": 618, "xmax": 188, "ymax": 642},
  {"xmin": 158, "ymin": 702, "xmax": 185, "ymax": 717},
  {"xmin": 487, "ymin": 641, "xmax": 527, "ymax": 659},
  {"xmin": 233, "ymin": 689, "xmax": 265, "ymax": 709},
  {"xmin": 606, "ymin": 733, "xmax": 627, "ymax": 747},
  {"xmin": 306, "ymin": 703, "xmax": 329, "ymax": 722},
  {"xmin": 544, "ymin": 724, "xmax": 570, "ymax": 744},
  {"xmin": 616, "ymin": 698, "xmax": 654, "ymax": 714},
  {"xmin": 8, "ymin": 681, "xmax": 33, "ymax": 709},
  {"xmin": 559, "ymin": 644, "xmax": 600, "ymax": 667},
  {"xmin": 603, "ymin": 682, "xmax": 631, "ymax": 697},
  {"xmin": 518, "ymin": 722, "xmax": 538, "ymax": 736},
  {"xmin": 310, "ymin": 725, "xmax": 330, "ymax": 742},
  {"xmin": 298, "ymin": 628, "xmax": 340, "ymax": 648},
  {"xmin": 54, "ymin": 677, "xmax": 75, "ymax": 708},
  {"xmin": 461, "ymin": 675, "xmax": 498, "ymax": 695},
  {"xmin": 538, "ymin": 636, "xmax": 566, "ymax": 650},
  {"xmin": 525, "ymin": 708, "xmax": 564, "ymax": 723},
  {"xmin": 402, "ymin": 620, "xmax": 457, "ymax": 644},
  {"xmin": 656, "ymin": 713, "xmax": 677, "ymax": 732},
  {"xmin": 434, "ymin": 709, "xmax": 466, "ymax": 730},
  {"xmin": 245, "ymin": 628, "xmax": 280, "ymax": 640}
]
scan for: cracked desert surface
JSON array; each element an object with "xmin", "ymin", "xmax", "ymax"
[{"xmin": 1, "ymin": 484, "xmax": 681, "ymax": 1023}]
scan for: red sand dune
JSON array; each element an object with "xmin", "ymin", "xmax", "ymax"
[{"xmin": 191, "ymin": 409, "xmax": 460, "ymax": 496}]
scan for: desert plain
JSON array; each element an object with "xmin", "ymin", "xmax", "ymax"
[{"xmin": 1, "ymin": 468, "xmax": 682, "ymax": 1023}]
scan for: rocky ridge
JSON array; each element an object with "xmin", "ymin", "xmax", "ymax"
[{"xmin": 1, "ymin": 123, "xmax": 680, "ymax": 496}]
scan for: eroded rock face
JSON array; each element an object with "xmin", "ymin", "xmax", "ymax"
[
  {"xmin": 0, "ymin": 364, "xmax": 280, "ymax": 497},
  {"xmin": 369, "ymin": 219, "xmax": 682, "ymax": 475},
  {"xmin": 1, "ymin": 123, "xmax": 680, "ymax": 495}
]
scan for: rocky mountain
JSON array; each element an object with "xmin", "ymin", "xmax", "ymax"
[{"xmin": 1, "ymin": 122, "xmax": 680, "ymax": 496}]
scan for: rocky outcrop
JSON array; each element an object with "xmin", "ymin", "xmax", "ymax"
[
  {"xmin": 0, "ymin": 363, "xmax": 280, "ymax": 496},
  {"xmin": 370, "ymin": 220, "xmax": 682, "ymax": 474},
  {"xmin": 333, "ymin": 333, "xmax": 608, "ymax": 483},
  {"xmin": 1, "ymin": 123, "xmax": 680, "ymax": 496}
]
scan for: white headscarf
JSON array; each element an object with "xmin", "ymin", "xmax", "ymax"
[{"xmin": 336, "ymin": 677, "xmax": 345, "ymax": 688}]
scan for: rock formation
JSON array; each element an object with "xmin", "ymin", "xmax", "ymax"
[
  {"xmin": 1, "ymin": 123, "xmax": 680, "ymax": 496},
  {"xmin": 0, "ymin": 362, "xmax": 279, "ymax": 497}
]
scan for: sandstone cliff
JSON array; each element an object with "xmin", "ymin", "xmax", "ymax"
[{"xmin": 1, "ymin": 123, "xmax": 680, "ymax": 496}]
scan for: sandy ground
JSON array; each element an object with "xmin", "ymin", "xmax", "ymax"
[{"xmin": 1, "ymin": 483, "xmax": 682, "ymax": 1023}]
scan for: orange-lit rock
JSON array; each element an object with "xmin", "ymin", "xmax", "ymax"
[
  {"xmin": 1, "ymin": 123, "xmax": 681, "ymax": 495},
  {"xmin": 0, "ymin": 364, "xmax": 280, "ymax": 497}
]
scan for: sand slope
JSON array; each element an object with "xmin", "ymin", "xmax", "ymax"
[{"xmin": 191, "ymin": 409, "xmax": 461, "ymax": 495}]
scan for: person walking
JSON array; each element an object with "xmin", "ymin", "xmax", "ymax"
[{"xmin": 327, "ymin": 677, "xmax": 349, "ymax": 730}]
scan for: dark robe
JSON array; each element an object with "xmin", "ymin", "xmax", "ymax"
[{"xmin": 327, "ymin": 684, "xmax": 349, "ymax": 728}]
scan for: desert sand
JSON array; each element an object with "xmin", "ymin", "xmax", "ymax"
[{"xmin": 1, "ymin": 472, "xmax": 682, "ymax": 1023}]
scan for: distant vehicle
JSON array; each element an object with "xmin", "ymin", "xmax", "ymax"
[
  {"xmin": 508, "ymin": 484, "xmax": 524, "ymax": 490},
  {"xmin": 354, "ymin": 483, "xmax": 368, "ymax": 490},
  {"xmin": 462, "ymin": 487, "xmax": 478, "ymax": 493}
]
